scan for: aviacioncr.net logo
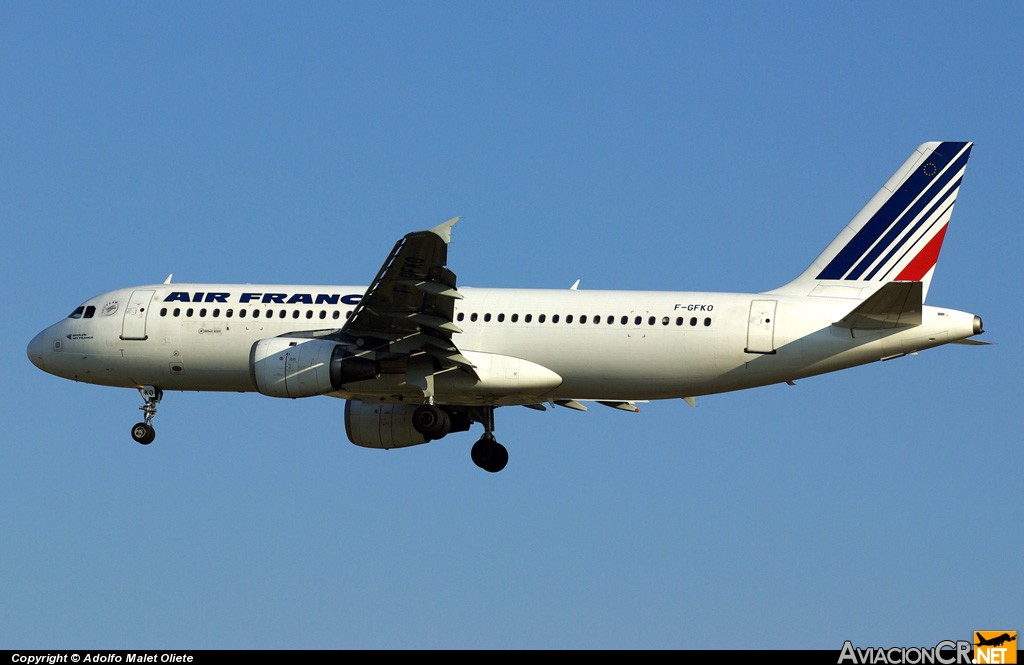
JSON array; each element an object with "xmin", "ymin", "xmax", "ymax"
[
  {"xmin": 974, "ymin": 631, "xmax": 1017, "ymax": 665},
  {"xmin": 838, "ymin": 640, "xmax": 973, "ymax": 664}
]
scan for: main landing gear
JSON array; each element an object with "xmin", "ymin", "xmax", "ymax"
[
  {"xmin": 130, "ymin": 386, "xmax": 162, "ymax": 445},
  {"xmin": 469, "ymin": 406, "xmax": 508, "ymax": 473},
  {"xmin": 413, "ymin": 403, "xmax": 509, "ymax": 473}
]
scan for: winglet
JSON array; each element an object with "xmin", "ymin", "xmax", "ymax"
[
  {"xmin": 163, "ymin": 274, "xmax": 173, "ymax": 284},
  {"xmin": 570, "ymin": 279, "xmax": 581, "ymax": 290},
  {"xmin": 429, "ymin": 217, "xmax": 460, "ymax": 244}
]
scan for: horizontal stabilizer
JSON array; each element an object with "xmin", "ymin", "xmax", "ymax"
[
  {"xmin": 833, "ymin": 281, "xmax": 922, "ymax": 330},
  {"xmin": 950, "ymin": 338, "xmax": 992, "ymax": 346}
]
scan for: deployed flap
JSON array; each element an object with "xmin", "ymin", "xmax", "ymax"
[{"xmin": 833, "ymin": 281, "xmax": 922, "ymax": 330}]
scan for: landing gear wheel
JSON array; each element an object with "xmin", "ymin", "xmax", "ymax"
[
  {"xmin": 131, "ymin": 422, "xmax": 156, "ymax": 445},
  {"xmin": 132, "ymin": 386, "xmax": 162, "ymax": 445},
  {"xmin": 412, "ymin": 405, "xmax": 451, "ymax": 439},
  {"xmin": 471, "ymin": 437, "xmax": 508, "ymax": 473}
]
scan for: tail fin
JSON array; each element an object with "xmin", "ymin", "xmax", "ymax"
[{"xmin": 769, "ymin": 141, "xmax": 973, "ymax": 301}]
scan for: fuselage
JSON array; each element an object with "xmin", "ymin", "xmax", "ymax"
[{"xmin": 27, "ymin": 282, "xmax": 981, "ymax": 406}]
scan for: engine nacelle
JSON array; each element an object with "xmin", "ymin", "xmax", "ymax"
[
  {"xmin": 250, "ymin": 337, "xmax": 378, "ymax": 398},
  {"xmin": 344, "ymin": 400, "xmax": 430, "ymax": 449}
]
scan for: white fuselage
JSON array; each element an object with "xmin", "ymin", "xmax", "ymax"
[{"xmin": 27, "ymin": 283, "xmax": 979, "ymax": 406}]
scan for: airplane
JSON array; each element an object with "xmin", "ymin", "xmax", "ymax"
[
  {"xmin": 27, "ymin": 141, "xmax": 986, "ymax": 472},
  {"xmin": 975, "ymin": 632, "xmax": 1015, "ymax": 648}
]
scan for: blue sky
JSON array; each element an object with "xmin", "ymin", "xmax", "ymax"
[{"xmin": 2, "ymin": 1, "xmax": 1020, "ymax": 649}]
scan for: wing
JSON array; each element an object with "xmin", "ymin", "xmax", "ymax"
[{"xmin": 338, "ymin": 218, "xmax": 476, "ymax": 393}]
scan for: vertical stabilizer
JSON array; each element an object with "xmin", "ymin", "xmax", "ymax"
[{"xmin": 769, "ymin": 141, "xmax": 973, "ymax": 301}]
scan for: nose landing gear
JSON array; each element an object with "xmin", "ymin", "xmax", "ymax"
[{"xmin": 130, "ymin": 386, "xmax": 162, "ymax": 445}]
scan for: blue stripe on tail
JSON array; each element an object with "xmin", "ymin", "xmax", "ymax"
[
  {"xmin": 864, "ymin": 176, "xmax": 962, "ymax": 280},
  {"xmin": 816, "ymin": 142, "xmax": 971, "ymax": 280}
]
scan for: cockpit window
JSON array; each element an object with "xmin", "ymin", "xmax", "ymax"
[
  {"xmin": 68, "ymin": 306, "xmax": 85, "ymax": 319},
  {"xmin": 84, "ymin": 306, "xmax": 96, "ymax": 319}
]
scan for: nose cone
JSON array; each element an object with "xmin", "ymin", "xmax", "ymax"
[{"xmin": 27, "ymin": 329, "xmax": 48, "ymax": 371}]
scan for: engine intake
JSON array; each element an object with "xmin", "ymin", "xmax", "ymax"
[{"xmin": 250, "ymin": 337, "xmax": 378, "ymax": 398}]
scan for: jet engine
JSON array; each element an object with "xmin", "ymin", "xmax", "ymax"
[
  {"xmin": 344, "ymin": 400, "xmax": 472, "ymax": 449},
  {"xmin": 250, "ymin": 337, "xmax": 378, "ymax": 398}
]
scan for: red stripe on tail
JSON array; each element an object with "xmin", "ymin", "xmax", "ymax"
[{"xmin": 895, "ymin": 224, "xmax": 948, "ymax": 281}]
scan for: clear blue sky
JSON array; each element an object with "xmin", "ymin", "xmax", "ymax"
[{"xmin": 2, "ymin": 1, "xmax": 1020, "ymax": 649}]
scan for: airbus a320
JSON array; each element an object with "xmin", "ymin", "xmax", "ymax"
[{"xmin": 27, "ymin": 141, "xmax": 986, "ymax": 472}]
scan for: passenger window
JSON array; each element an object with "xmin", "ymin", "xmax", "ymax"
[
  {"xmin": 68, "ymin": 306, "xmax": 85, "ymax": 319},
  {"xmin": 252, "ymin": 309, "xmax": 260, "ymax": 319},
  {"xmin": 332, "ymin": 311, "xmax": 340, "ymax": 320},
  {"xmin": 306, "ymin": 310, "xmax": 313, "ymax": 319},
  {"xmin": 511, "ymin": 314, "xmax": 519, "ymax": 323},
  {"xmin": 345, "ymin": 311, "xmax": 352, "ymax": 319},
  {"xmin": 525, "ymin": 314, "xmax": 533, "ymax": 323},
  {"xmin": 484, "ymin": 313, "xmax": 492, "ymax": 322},
  {"xmin": 225, "ymin": 309, "xmax": 233, "ymax": 318},
  {"xmin": 594, "ymin": 316, "xmax": 600, "ymax": 325},
  {"xmin": 199, "ymin": 308, "xmax": 207, "ymax": 317},
  {"xmin": 292, "ymin": 310, "xmax": 300, "ymax": 319},
  {"xmin": 620, "ymin": 316, "xmax": 628, "ymax": 325},
  {"xmin": 635, "ymin": 316, "xmax": 642, "ymax": 325},
  {"xmin": 690, "ymin": 317, "xmax": 697, "ymax": 326},
  {"xmin": 704, "ymin": 317, "xmax": 712, "ymax": 326},
  {"xmin": 552, "ymin": 314, "xmax": 560, "ymax": 323},
  {"xmin": 173, "ymin": 308, "xmax": 181, "ymax": 317},
  {"xmin": 662, "ymin": 317, "xmax": 669, "ymax": 325},
  {"xmin": 160, "ymin": 308, "xmax": 168, "ymax": 317},
  {"xmin": 319, "ymin": 311, "xmax": 327, "ymax": 319},
  {"xmin": 538, "ymin": 314, "xmax": 546, "ymax": 323},
  {"xmin": 497, "ymin": 313, "xmax": 505, "ymax": 322},
  {"xmin": 647, "ymin": 316, "xmax": 654, "ymax": 325},
  {"xmin": 238, "ymin": 309, "xmax": 246, "ymax": 318},
  {"xmin": 675, "ymin": 317, "xmax": 683, "ymax": 326},
  {"xmin": 457, "ymin": 312, "xmax": 465, "ymax": 321},
  {"xmin": 187, "ymin": 308, "xmax": 194, "ymax": 318},
  {"xmin": 213, "ymin": 309, "xmax": 221, "ymax": 318},
  {"xmin": 566, "ymin": 314, "xmax": 573, "ymax": 323},
  {"xmin": 470, "ymin": 313, "xmax": 478, "ymax": 322}
]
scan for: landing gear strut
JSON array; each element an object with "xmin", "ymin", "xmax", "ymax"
[
  {"xmin": 130, "ymin": 386, "xmax": 162, "ymax": 445},
  {"xmin": 470, "ymin": 406, "xmax": 508, "ymax": 473}
]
